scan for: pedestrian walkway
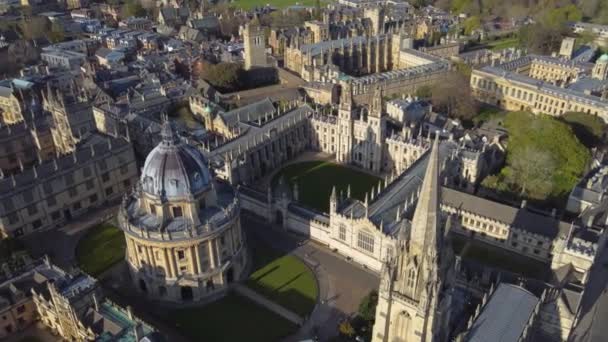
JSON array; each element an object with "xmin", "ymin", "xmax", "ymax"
[{"xmin": 233, "ymin": 283, "xmax": 304, "ymax": 325}]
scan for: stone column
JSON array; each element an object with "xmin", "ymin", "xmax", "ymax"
[
  {"xmin": 190, "ymin": 246, "xmax": 199, "ymax": 275},
  {"xmin": 208, "ymin": 240, "xmax": 217, "ymax": 269},
  {"xmin": 194, "ymin": 244, "xmax": 202, "ymax": 273},
  {"xmin": 163, "ymin": 248, "xmax": 173, "ymax": 278},
  {"xmin": 169, "ymin": 248, "xmax": 178, "ymax": 277}
]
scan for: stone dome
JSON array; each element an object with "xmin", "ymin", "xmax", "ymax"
[{"xmin": 141, "ymin": 119, "xmax": 212, "ymax": 200}]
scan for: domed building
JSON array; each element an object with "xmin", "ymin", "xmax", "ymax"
[
  {"xmin": 118, "ymin": 119, "xmax": 247, "ymax": 302},
  {"xmin": 592, "ymin": 53, "xmax": 608, "ymax": 80}
]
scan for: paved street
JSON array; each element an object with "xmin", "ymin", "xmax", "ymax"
[{"xmin": 243, "ymin": 215, "xmax": 379, "ymax": 341}]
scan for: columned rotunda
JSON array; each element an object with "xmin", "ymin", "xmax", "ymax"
[{"xmin": 118, "ymin": 118, "xmax": 247, "ymax": 302}]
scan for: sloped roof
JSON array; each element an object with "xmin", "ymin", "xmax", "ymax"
[{"xmin": 468, "ymin": 283, "xmax": 539, "ymax": 342}]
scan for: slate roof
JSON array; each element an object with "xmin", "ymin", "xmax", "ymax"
[
  {"xmin": 218, "ymin": 97, "xmax": 275, "ymax": 128},
  {"xmin": 467, "ymin": 283, "xmax": 539, "ymax": 342},
  {"xmin": 441, "ymin": 187, "xmax": 571, "ymax": 239}
]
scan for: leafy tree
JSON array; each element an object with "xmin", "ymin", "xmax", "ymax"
[
  {"xmin": 358, "ymin": 290, "xmax": 378, "ymax": 322},
  {"xmin": 415, "ymin": 85, "xmax": 433, "ymax": 99},
  {"xmin": 463, "ymin": 16, "xmax": 481, "ymax": 36},
  {"xmin": 121, "ymin": 0, "xmax": 146, "ymax": 18},
  {"xmin": 339, "ymin": 321, "xmax": 355, "ymax": 338},
  {"xmin": 482, "ymin": 111, "xmax": 590, "ymax": 204},
  {"xmin": 517, "ymin": 23, "xmax": 566, "ymax": 55},
  {"xmin": 48, "ymin": 21, "xmax": 65, "ymax": 43},
  {"xmin": 505, "ymin": 146, "xmax": 555, "ymax": 197},
  {"xmin": 18, "ymin": 17, "xmax": 49, "ymax": 40},
  {"xmin": 201, "ymin": 62, "xmax": 243, "ymax": 92},
  {"xmin": 541, "ymin": 5, "xmax": 582, "ymax": 29}
]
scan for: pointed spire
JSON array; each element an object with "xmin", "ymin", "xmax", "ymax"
[
  {"xmin": 347, "ymin": 184, "xmax": 351, "ymax": 198},
  {"xmin": 409, "ymin": 134, "xmax": 440, "ymax": 254},
  {"xmin": 330, "ymin": 186, "xmax": 336, "ymax": 201}
]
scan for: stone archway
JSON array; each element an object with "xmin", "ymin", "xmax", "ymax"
[{"xmin": 181, "ymin": 286, "xmax": 193, "ymax": 301}]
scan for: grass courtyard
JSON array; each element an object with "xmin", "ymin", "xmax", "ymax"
[
  {"xmin": 165, "ymin": 293, "xmax": 298, "ymax": 341},
  {"xmin": 454, "ymin": 235, "xmax": 549, "ymax": 280},
  {"xmin": 76, "ymin": 222, "xmax": 125, "ymax": 276},
  {"xmin": 272, "ymin": 161, "xmax": 381, "ymax": 212},
  {"xmin": 247, "ymin": 240, "xmax": 318, "ymax": 316},
  {"xmin": 230, "ymin": 0, "xmax": 318, "ymax": 10}
]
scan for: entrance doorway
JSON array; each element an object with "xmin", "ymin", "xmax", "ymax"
[{"xmin": 181, "ymin": 286, "xmax": 193, "ymax": 301}]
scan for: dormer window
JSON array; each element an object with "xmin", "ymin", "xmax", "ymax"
[
  {"xmin": 150, "ymin": 204, "xmax": 157, "ymax": 215},
  {"xmin": 171, "ymin": 179, "xmax": 179, "ymax": 187},
  {"xmin": 172, "ymin": 206, "xmax": 183, "ymax": 217},
  {"xmin": 193, "ymin": 172, "xmax": 200, "ymax": 182}
]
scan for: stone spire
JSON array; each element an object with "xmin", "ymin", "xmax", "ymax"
[{"xmin": 409, "ymin": 134, "xmax": 440, "ymax": 255}]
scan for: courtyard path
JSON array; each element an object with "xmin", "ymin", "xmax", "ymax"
[
  {"xmin": 233, "ymin": 283, "xmax": 304, "ymax": 325},
  {"xmin": 243, "ymin": 214, "xmax": 379, "ymax": 341}
]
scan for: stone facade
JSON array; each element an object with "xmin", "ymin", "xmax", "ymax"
[
  {"xmin": 241, "ymin": 22, "xmax": 267, "ymax": 70},
  {"xmin": 470, "ymin": 54, "xmax": 608, "ymax": 121},
  {"xmin": 119, "ymin": 119, "xmax": 248, "ymax": 303}
]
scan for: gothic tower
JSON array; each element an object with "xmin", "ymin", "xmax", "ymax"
[
  {"xmin": 336, "ymin": 81, "xmax": 354, "ymax": 164},
  {"xmin": 44, "ymin": 85, "xmax": 77, "ymax": 155},
  {"xmin": 240, "ymin": 21, "xmax": 267, "ymax": 70},
  {"xmin": 365, "ymin": 7, "xmax": 385, "ymax": 36},
  {"xmin": 372, "ymin": 136, "xmax": 455, "ymax": 342}
]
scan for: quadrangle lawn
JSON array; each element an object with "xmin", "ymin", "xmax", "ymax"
[
  {"xmin": 230, "ymin": 0, "xmax": 318, "ymax": 10},
  {"xmin": 247, "ymin": 242, "xmax": 318, "ymax": 316},
  {"xmin": 76, "ymin": 222, "xmax": 125, "ymax": 276},
  {"xmin": 272, "ymin": 161, "xmax": 381, "ymax": 212},
  {"xmin": 165, "ymin": 293, "xmax": 298, "ymax": 341}
]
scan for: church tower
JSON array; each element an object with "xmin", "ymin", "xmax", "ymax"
[
  {"xmin": 240, "ymin": 21, "xmax": 267, "ymax": 70},
  {"xmin": 44, "ymin": 85, "xmax": 77, "ymax": 155},
  {"xmin": 372, "ymin": 136, "xmax": 455, "ymax": 342},
  {"xmin": 336, "ymin": 81, "xmax": 354, "ymax": 164}
]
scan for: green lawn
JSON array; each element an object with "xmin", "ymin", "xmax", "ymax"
[
  {"xmin": 166, "ymin": 293, "xmax": 297, "ymax": 341},
  {"xmin": 231, "ymin": 0, "xmax": 318, "ymax": 10},
  {"xmin": 454, "ymin": 235, "xmax": 549, "ymax": 280},
  {"xmin": 485, "ymin": 37, "xmax": 519, "ymax": 51},
  {"xmin": 76, "ymin": 222, "xmax": 125, "ymax": 276},
  {"xmin": 247, "ymin": 241, "xmax": 318, "ymax": 316},
  {"xmin": 272, "ymin": 161, "xmax": 380, "ymax": 212}
]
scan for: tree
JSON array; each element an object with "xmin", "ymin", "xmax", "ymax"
[
  {"xmin": 415, "ymin": 85, "xmax": 433, "ymax": 99},
  {"xmin": 48, "ymin": 21, "xmax": 65, "ymax": 43},
  {"xmin": 517, "ymin": 23, "xmax": 566, "ymax": 55},
  {"xmin": 463, "ymin": 16, "xmax": 481, "ymax": 35},
  {"xmin": 121, "ymin": 0, "xmax": 146, "ymax": 18},
  {"xmin": 19, "ymin": 17, "xmax": 49, "ymax": 40},
  {"xmin": 541, "ymin": 5, "xmax": 582, "ymax": 29},
  {"xmin": 339, "ymin": 321, "xmax": 355, "ymax": 338},
  {"xmin": 201, "ymin": 62, "xmax": 243, "ymax": 92},
  {"xmin": 358, "ymin": 290, "xmax": 378, "ymax": 322},
  {"xmin": 506, "ymin": 146, "xmax": 555, "ymax": 197},
  {"xmin": 431, "ymin": 72, "xmax": 478, "ymax": 121}
]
